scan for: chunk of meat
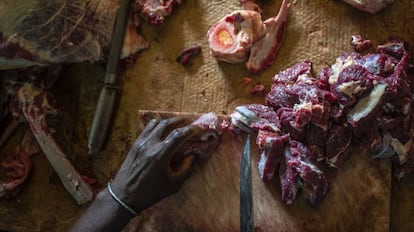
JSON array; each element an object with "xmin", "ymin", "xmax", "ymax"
[
  {"xmin": 350, "ymin": 34, "xmax": 372, "ymax": 53},
  {"xmin": 245, "ymin": 0, "xmax": 290, "ymax": 73},
  {"xmin": 279, "ymin": 154, "xmax": 300, "ymax": 205},
  {"xmin": 286, "ymin": 141, "xmax": 328, "ymax": 205},
  {"xmin": 342, "ymin": 0, "xmax": 394, "ymax": 14},
  {"xmin": 135, "ymin": 0, "xmax": 184, "ymax": 25},
  {"xmin": 256, "ymin": 130, "xmax": 289, "ymax": 181},
  {"xmin": 207, "ymin": 10, "xmax": 265, "ymax": 63},
  {"xmin": 176, "ymin": 45, "xmax": 202, "ymax": 66}
]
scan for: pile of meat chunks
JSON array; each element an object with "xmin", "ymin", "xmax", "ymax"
[{"xmin": 231, "ymin": 39, "xmax": 413, "ymax": 205}]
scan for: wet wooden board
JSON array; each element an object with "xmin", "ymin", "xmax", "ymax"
[
  {"xmin": 124, "ymin": 111, "xmax": 391, "ymax": 232},
  {"xmin": 0, "ymin": 0, "xmax": 412, "ymax": 231}
]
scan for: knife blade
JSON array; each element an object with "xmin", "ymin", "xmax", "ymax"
[
  {"xmin": 88, "ymin": 0, "xmax": 132, "ymax": 156},
  {"xmin": 240, "ymin": 133, "xmax": 254, "ymax": 232}
]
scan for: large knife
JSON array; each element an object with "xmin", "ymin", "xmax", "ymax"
[
  {"xmin": 240, "ymin": 133, "xmax": 254, "ymax": 232},
  {"xmin": 88, "ymin": 0, "xmax": 132, "ymax": 156}
]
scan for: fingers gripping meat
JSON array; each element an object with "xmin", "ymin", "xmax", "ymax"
[
  {"xmin": 207, "ymin": 10, "xmax": 265, "ymax": 63},
  {"xmin": 246, "ymin": 0, "xmax": 290, "ymax": 73}
]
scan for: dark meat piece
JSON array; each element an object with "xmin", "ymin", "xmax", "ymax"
[
  {"xmin": 245, "ymin": 0, "xmax": 290, "ymax": 73},
  {"xmin": 176, "ymin": 45, "xmax": 202, "ymax": 66},
  {"xmin": 135, "ymin": 0, "xmax": 184, "ymax": 25},
  {"xmin": 286, "ymin": 141, "xmax": 328, "ymax": 205},
  {"xmin": 279, "ymin": 154, "xmax": 300, "ymax": 205},
  {"xmin": 350, "ymin": 34, "xmax": 372, "ymax": 53},
  {"xmin": 325, "ymin": 123, "xmax": 353, "ymax": 167},
  {"xmin": 256, "ymin": 130, "xmax": 289, "ymax": 181},
  {"xmin": 207, "ymin": 10, "xmax": 265, "ymax": 63},
  {"xmin": 341, "ymin": 0, "xmax": 394, "ymax": 14}
]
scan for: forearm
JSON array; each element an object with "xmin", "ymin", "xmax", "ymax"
[{"xmin": 70, "ymin": 188, "xmax": 136, "ymax": 232}]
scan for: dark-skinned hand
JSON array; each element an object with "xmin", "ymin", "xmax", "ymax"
[{"xmin": 110, "ymin": 117, "xmax": 203, "ymax": 213}]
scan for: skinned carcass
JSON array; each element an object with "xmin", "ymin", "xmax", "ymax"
[{"xmin": 0, "ymin": 0, "xmax": 149, "ymax": 70}]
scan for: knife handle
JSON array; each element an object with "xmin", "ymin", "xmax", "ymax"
[{"xmin": 88, "ymin": 85, "xmax": 118, "ymax": 156}]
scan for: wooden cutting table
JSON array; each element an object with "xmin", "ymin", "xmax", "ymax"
[{"xmin": 0, "ymin": 0, "xmax": 413, "ymax": 231}]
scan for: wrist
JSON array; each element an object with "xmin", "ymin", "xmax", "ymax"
[
  {"xmin": 107, "ymin": 182, "xmax": 141, "ymax": 217},
  {"xmin": 100, "ymin": 187, "xmax": 137, "ymax": 220}
]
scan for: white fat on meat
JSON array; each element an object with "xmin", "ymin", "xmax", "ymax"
[
  {"xmin": 348, "ymin": 83, "xmax": 386, "ymax": 122},
  {"xmin": 342, "ymin": 0, "xmax": 394, "ymax": 14}
]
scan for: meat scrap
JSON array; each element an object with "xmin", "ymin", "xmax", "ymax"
[
  {"xmin": 350, "ymin": 34, "xmax": 372, "ymax": 53},
  {"xmin": 176, "ymin": 45, "xmax": 202, "ymax": 66},
  {"xmin": 341, "ymin": 0, "xmax": 394, "ymax": 14},
  {"xmin": 135, "ymin": 0, "xmax": 184, "ymax": 25},
  {"xmin": 230, "ymin": 38, "xmax": 412, "ymax": 205},
  {"xmin": 207, "ymin": 0, "xmax": 290, "ymax": 73}
]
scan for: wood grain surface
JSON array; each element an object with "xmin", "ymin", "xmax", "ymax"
[{"xmin": 0, "ymin": 0, "xmax": 413, "ymax": 231}]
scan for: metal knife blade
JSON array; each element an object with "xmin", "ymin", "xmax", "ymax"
[
  {"xmin": 240, "ymin": 133, "xmax": 254, "ymax": 232},
  {"xmin": 88, "ymin": 0, "xmax": 132, "ymax": 156}
]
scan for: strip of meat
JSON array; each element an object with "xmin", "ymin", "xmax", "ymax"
[
  {"xmin": 17, "ymin": 83, "xmax": 94, "ymax": 204},
  {"xmin": 256, "ymin": 130, "xmax": 289, "ymax": 181},
  {"xmin": 245, "ymin": 0, "xmax": 290, "ymax": 73}
]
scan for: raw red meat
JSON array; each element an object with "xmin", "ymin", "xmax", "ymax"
[
  {"xmin": 350, "ymin": 34, "xmax": 372, "ymax": 53},
  {"xmin": 245, "ymin": 0, "xmax": 290, "ymax": 73},
  {"xmin": 135, "ymin": 0, "xmax": 184, "ymax": 25},
  {"xmin": 207, "ymin": 0, "xmax": 291, "ymax": 73},
  {"xmin": 207, "ymin": 10, "xmax": 265, "ymax": 63},
  {"xmin": 230, "ymin": 38, "xmax": 413, "ymax": 205}
]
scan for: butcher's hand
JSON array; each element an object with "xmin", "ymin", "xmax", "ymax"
[
  {"xmin": 111, "ymin": 117, "xmax": 202, "ymax": 212},
  {"xmin": 70, "ymin": 118, "xmax": 202, "ymax": 232}
]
